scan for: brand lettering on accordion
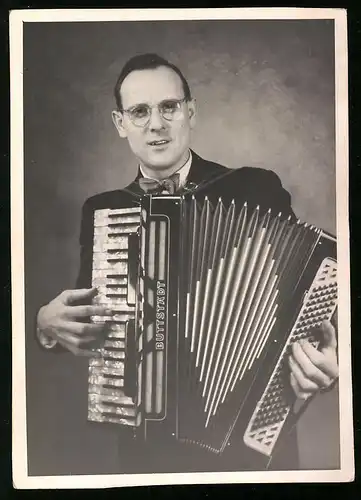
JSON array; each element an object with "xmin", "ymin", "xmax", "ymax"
[
  {"xmin": 156, "ymin": 281, "xmax": 166, "ymax": 350},
  {"xmin": 86, "ymin": 196, "xmax": 338, "ymax": 468}
]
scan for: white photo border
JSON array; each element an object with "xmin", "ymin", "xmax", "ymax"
[{"xmin": 10, "ymin": 7, "xmax": 353, "ymax": 489}]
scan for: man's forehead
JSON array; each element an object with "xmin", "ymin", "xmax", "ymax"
[{"xmin": 120, "ymin": 66, "xmax": 184, "ymax": 107}]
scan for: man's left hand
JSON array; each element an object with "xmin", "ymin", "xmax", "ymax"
[{"xmin": 288, "ymin": 320, "xmax": 338, "ymax": 401}]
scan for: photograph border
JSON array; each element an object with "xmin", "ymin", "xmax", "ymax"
[{"xmin": 10, "ymin": 7, "xmax": 353, "ymax": 489}]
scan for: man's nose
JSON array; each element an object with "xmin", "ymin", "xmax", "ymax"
[{"xmin": 148, "ymin": 107, "xmax": 166, "ymax": 130}]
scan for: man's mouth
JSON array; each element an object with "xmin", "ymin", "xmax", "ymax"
[{"xmin": 148, "ymin": 139, "xmax": 171, "ymax": 146}]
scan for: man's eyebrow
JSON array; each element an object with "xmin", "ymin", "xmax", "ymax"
[
  {"xmin": 127, "ymin": 97, "xmax": 182, "ymax": 107},
  {"xmin": 126, "ymin": 101, "xmax": 148, "ymax": 108},
  {"xmin": 123, "ymin": 98, "xmax": 183, "ymax": 112}
]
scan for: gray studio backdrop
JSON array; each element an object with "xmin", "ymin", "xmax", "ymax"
[{"xmin": 23, "ymin": 19, "xmax": 339, "ymax": 475}]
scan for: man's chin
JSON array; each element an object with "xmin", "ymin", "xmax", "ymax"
[{"xmin": 142, "ymin": 154, "xmax": 180, "ymax": 171}]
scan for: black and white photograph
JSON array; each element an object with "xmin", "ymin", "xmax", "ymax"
[{"xmin": 10, "ymin": 8, "xmax": 353, "ymax": 488}]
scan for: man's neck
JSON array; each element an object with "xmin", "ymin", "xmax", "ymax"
[{"xmin": 139, "ymin": 149, "xmax": 191, "ymax": 180}]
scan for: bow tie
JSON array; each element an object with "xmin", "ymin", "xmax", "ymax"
[{"xmin": 138, "ymin": 173, "xmax": 181, "ymax": 194}]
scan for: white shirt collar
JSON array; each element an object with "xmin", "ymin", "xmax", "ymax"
[{"xmin": 139, "ymin": 150, "xmax": 192, "ymax": 189}]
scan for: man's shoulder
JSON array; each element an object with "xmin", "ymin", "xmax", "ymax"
[
  {"xmin": 195, "ymin": 156, "xmax": 284, "ymax": 190},
  {"xmin": 193, "ymin": 152, "xmax": 283, "ymax": 185},
  {"xmin": 192, "ymin": 153, "xmax": 293, "ymax": 216},
  {"xmin": 194, "ymin": 154, "xmax": 229, "ymax": 174},
  {"xmin": 228, "ymin": 165, "xmax": 284, "ymax": 185}
]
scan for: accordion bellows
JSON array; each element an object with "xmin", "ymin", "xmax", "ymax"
[{"xmin": 87, "ymin": 195, "xmax": 337, "ymax": 464}]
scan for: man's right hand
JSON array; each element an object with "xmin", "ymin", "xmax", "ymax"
[{"xmin": 36, "ymin": 288, "xmax": 113, "ymax": 356}]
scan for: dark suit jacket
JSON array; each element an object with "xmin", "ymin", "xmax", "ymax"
[{"xmin": 45, "ymin": 151, "xmax": 300, "ymax": 474}]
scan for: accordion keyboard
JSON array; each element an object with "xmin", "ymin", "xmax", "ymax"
[
  {"xmin": 87, "ymin": 207, "xmax": 142, "ymax": 426},
  {"xmin": 243, "ymin": 257, "xmax": 337, "ymax": 456}
]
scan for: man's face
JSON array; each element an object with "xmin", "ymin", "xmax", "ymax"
[{"xmin": 112, "ymin": 66, "xmax": 196, "ymax": 173}]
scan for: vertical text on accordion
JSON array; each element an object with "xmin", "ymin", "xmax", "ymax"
[
  {"xmin": 88, "ymin": 207, "xmax": 142, "ymax": 426},
  {"xmin": 144, "ymin": 217, "xmax": 168, "ymax": 417}
]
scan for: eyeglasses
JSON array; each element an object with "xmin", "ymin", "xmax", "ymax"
[{"xmin": 121, "ymin": 98, "xmax": 188, "ymax": 127}]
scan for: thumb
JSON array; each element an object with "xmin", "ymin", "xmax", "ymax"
[
  {"xmin": 61, "ymin": 287, "xmax": 98, "ymax": 305},
  {"xmin": 320, "ymin": 320, "xmax": 337, "ymax": 351},
  {"xmin": 331, "ymin": 311, "xmax": 338, "ymax": 331}
]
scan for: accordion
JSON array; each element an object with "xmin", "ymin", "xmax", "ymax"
[{"xmin": 87, "ymin": 194, "xmax": 337, "ymax": 468}]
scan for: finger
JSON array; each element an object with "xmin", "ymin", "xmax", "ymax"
[
  {"xmin": 290, "ymin": 371, "xmax": 301, "ymax": 397},
  {"xmin": 57, "ymin": 330, "xmax": 98, "ymax": 346},
  {"xmin": 288, "ymin": 354, "xmax": 319, "ymax": 393},
  {"xmin": 292, "ymin": 341, "xmax": 333, "ymax": 388},
  {"xmin": 60, "ymin": 288, "xmax": 98, "ymax": 305},
  {"xmin": 290, "ymin": 372, "xmax": 312, "ymax": 401},
  {"xmin": 60, "ymin": 320, "xmax": 108, "ymax": 337},
  {"xmin": 320, "ymin": 320, "xmax": 337, "ymax": 350},
  {"xmin": 65, "ymin": 305, "xmax": 114, "ymax": 319},
  {"xmin": 299, "ymin": 339, "xmax": 338, "ymax": 380},
  {"xmin": 57, "ymin": 337, "xmax": 99, "ymax": 357},
  {"xmin": 331, "ymin": 312, "xmax": 338, "ymax": 331}
]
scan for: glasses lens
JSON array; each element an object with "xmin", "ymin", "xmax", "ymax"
[
  {"xmin": 130, "ymin": 104, "xmax": 150, "ymax": 126},
  {"xmin": 160, "ymin": 100, "xmax": 183, "ymax": 120}
]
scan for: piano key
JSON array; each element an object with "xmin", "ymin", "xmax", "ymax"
[
  {"xmin": 88, "ymin": 413, "xmax": 136, "ymax": 426},
  {"xmin": 92, "ymin": 272, "xmax": 128, "ymax": 284},
  {"xmin": 89, "ymin": 365, "xmax": 124, "ymax": 377},
  {"xmin": 88, "ymin": 392, "xmax": 134, "ymax": 407},
  {"xmin": 92, "ymin": 260, "xmax": 128, "ymax": 273},
  {"xmin": 93, "ymin": 239, "xmax": 129, "ymax": 252},
  {"xmin": 88, "ymin": 401, "xmax": 136, "ymax": 417},
  {"xmin": 88, "ymin": 375, "xmax": 124, "ymax": 388},
  {"xmin": 88, "ymin": 385, "xmax": 126, "ymax": 398},
  {"xmin": 103, "ymin": 340, "xmax": 126, "ymax": 349}
]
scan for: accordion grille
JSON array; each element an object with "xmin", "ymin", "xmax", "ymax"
[{"xmin": 243, "ymin": 256, "xmax": 337, "ymax": 455}]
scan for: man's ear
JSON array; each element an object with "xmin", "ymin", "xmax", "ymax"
[
  {"xmin": 187, "ymin": 98, "xmax": 197, "ymax": 129},
  {"xmin": 112, "ymin": 110, "xmax": 128, "ymax": 138}
]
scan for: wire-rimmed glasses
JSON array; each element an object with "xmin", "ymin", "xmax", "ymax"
[{"xmin": 121, "ymin": 98, "xmax": 188, "ymax": 127}]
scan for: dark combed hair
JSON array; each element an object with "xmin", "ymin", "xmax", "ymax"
[{"xmin": 114, "ymin": 53, "xmax": 192, "ymax": 111}]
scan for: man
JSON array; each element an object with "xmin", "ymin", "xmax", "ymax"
[{"xmin": 36, "ymin": 53, "xmax": 339, "ymax": 473}]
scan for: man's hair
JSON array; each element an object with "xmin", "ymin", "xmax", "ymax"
[{"xmin": 114, "ymin": 53, "xmax": 192, "ymax": 111}]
